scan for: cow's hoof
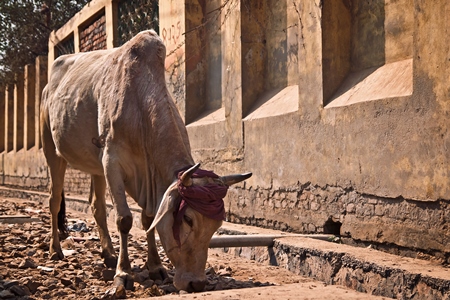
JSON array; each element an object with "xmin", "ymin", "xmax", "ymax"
[
  {"xmin": 102, "ymin": 274, "xmax": 134, "ymax": 300},
  {"xmin": 59, "ymin": 231, "xmax": 69, "ymax": 241},
  {"xmin": 103, "ymin": 254, "xmax": 118, "ymax": 269},
  {"xmin": 112, "ymin": 273, "xmax": 134, "ymax": 298},
  {"xmin": 49, "ymin": 249, "xmax": 64, "ymax": 261},
  {"xmin": 103, "ymin": 286, "xmax": 123, "ymax": 299},
  {"xmin": 148, "ymin": 265, "xmax": 168, "ymax": 281},
  {"xmin": 105, "ymin": 282, "xmax": 127, "ymax": 299}
]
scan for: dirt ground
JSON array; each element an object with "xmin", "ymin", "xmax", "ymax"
[{"xmin": 0, "ymin": 197, "xmax": 386, "ymax": 299}]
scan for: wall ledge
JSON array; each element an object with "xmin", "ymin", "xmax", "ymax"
[
  {"xmin": 326, "ymin": 58, "xmax": 413, "ymax": 108},
  {"xmin": 187, "ymin": 107, "xmax": 225, "ymax": 127},
  {"xmin": 244, "ymin": 85, "xmax": 298, "ymax": 121}
]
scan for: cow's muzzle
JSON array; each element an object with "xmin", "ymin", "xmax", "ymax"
[{"xmin": 187, "ymin": 279, "xmax": 207, "ymax": 292}]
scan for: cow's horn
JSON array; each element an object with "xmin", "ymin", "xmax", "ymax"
[
  {"xmin": 220, "ymin": 172, "xmax": 252, "ymax": 186},
  {"xmin": 180, "ymin": 163, "xmax": 201, "ymax": 186}
]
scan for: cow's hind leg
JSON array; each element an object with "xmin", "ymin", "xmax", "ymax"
[
  {"xmin": 89, "ymin": 175, "xmax": 117, "ymax": 268},
  {"xmin": 141, "ymin": 212, "xmax": 168, "ymax": 280},
  {"xmin": 41, "ymin": 118, "xmax": 67, "ymax": 260},
  {"xmin": 48, "ymin": 177, "xmax": 67, "ymax": 260}
]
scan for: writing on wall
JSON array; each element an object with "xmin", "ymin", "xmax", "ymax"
[{"xmin": 161, "ymin": 21, "xmax": 182, "ymax": 45}]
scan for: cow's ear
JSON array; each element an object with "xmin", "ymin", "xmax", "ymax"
[{"xmin": 147, "ymin": 183, "xmax": 179, "ymax": 233}]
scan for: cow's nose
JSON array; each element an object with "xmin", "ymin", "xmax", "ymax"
[{"xmin": 188, "ymin": 279, "xmax": 207, "ymax": 292}]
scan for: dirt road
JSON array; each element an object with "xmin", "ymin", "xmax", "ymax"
[{"xmin": 0, "ymin": 196, "xmax": 391, "ymax": 299}]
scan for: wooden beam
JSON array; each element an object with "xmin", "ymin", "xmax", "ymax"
[{"xmin": 0, "ymin": 215, "xmax": 41, "ymax": 224}]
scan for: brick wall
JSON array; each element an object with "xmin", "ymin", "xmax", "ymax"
[
  {"xmin": 226, "ymin": 183, "xmax": 450, "ymax": 261},
  {"xmin": 64, "ymin": 167, "xmax": 91, "ymax": 196},
  {"xmin": 79, "ymin": 14, "xmax": 107, "ymax": 52}
]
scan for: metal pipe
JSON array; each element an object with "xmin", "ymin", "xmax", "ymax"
[
  {"xmin": 209, "ymin": 235, "xmax": 277, "ymax": 248},
  {"xmin": 154, "ymin": 234, "xmax": 334, "ymax": 248},
  {"xmin": 208, "ymin": 234, "xmax": 334, "ymax": 248}
]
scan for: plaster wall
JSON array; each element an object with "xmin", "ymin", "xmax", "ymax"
[
  {"xmin": 185, "ymin": 0, "xmax": 450, "ymax": 254},
  {"xmin": 1, "ymin": 0, "xmax": 448, "ymax": 257}
]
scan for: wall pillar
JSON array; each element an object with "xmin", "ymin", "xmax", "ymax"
[
  {"xmin": 159, "ymin": 0, "xmax": 187, "ymax": 120},
  {"xmin": 222, "ymin": 0, "xmax": 243, "ymax": 150},
  {"xmin": 0, "ymin": 88, "xmax": 4, "ymax": 153},
  {"xmin": 13, "ymin": 73, "xmax": 24, "ymax": 152},
  {"xmin": 73, "ymin": 27, "xmax": 80, "ymax": 53},
  {"xmin": 297, "ymin": 0, "xmax": 323, "ymax": 120},
  {"xmin": 35, "ymin": 56, "xmax": 48, "ymax": 150},
  {"xmin": 24, "ymin": 64, "xmax": 36, "ymax": 150},
  {"xmin": 105, "ymin": 0, "xmax": 118, "ymax": 48},
  {"xmin": 47, "ymin": 32, "xmax": 56, "ymax": 77},
  {"xmin": 5, "ymin": 86, "xmax": 14, "ymax": 152}
]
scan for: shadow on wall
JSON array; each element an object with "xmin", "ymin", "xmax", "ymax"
[
  {"xmin": 322, "ymin": 0, "xmax": 386, "ymax": 107},
  {"xmin": 241, "ymin": 0, "xmax": 298, "ymax": 118},
  {"xmin": 323, "ymin": 0, "xmax": 414, "ymax": 108}
]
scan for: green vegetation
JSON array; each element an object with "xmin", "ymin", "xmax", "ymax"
[{"xmin": 0, "ymin": 0, "xmax": 89, "ymax": 86}]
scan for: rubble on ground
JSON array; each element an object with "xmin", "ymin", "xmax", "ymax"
[{"xmin": 0, "ymin": 199, "xmax": 272, "ymax": 299}]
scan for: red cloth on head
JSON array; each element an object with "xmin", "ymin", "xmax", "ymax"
[{"xmin": 172, "ymin": 168, "xmax": 228, "ymax": 247}]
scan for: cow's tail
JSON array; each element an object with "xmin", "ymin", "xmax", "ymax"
[{"xmin": 58, "ymin": 190, "xmax": 68, "ymax": 238}]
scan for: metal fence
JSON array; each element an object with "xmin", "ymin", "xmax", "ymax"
[
  {"xmin": 55, "ymin": 35, "xmax": 75, "ymax": 58},
  {"xmin": 117, "ymin": 0, "xmax": 159, "ymax": 46}
]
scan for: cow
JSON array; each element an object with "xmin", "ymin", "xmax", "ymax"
[{"xmin": 40, "ymin": 30, "xmax": 252, "ymax": 298}]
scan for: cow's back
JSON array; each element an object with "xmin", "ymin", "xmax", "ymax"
[
  {"xmin": 41, "ymin": 30, "xmax": 194, "ymax": 213},
  {"xmin": 42, "ymin": 49, "xmax": 114, "ymax": 174}
]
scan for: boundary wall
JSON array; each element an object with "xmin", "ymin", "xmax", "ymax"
[{"xmin": 1, "ymin": 0, "xmax": 449, "ymax": 259}]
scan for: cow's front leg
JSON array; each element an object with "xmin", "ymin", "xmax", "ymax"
[
  {"xmin": 89, "ymin": 175, "xmax": 117, "ymax": 268},
  {"xmin": 103, "ymin": 161, "xmax": 134, "ymax": 299},
  {"xmin": 108, "ymin": 196, "xmax": 134, "ymax": 298},
  {"xmin": 142, "ymin": 212, "xmax": 168, "ymax": 280},
  {"xmin": 112, "ymin": 209, "xmax": 134, "ymax": 297}
]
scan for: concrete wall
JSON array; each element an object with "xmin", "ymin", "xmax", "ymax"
[
  {"xmin": 1, "ymin": 56, "xmax": 48, "ymax": 190},
  {"xmin": 1, "ymin": 0, "xmax": 449, "ymax": 257},
  {"xmin": 47, "ymin": 0, "xmax": 117, "ymax": 68},
  {"xmin": 177, "ymin": 0, "xmax": 450, "ymax": 256}
]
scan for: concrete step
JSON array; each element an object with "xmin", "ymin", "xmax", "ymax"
[{"xmin": 219, "ymin": 222, "xmax": 450, "ymax": 299}]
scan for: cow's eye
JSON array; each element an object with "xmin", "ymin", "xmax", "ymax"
[{"xmin": 183, "ymin": 215, "xmax": 193, "ymax": 227}]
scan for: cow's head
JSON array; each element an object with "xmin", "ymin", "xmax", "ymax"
[{"xmin": 148, "ymin": 164, "xmax": 252, "ymax": 292}]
